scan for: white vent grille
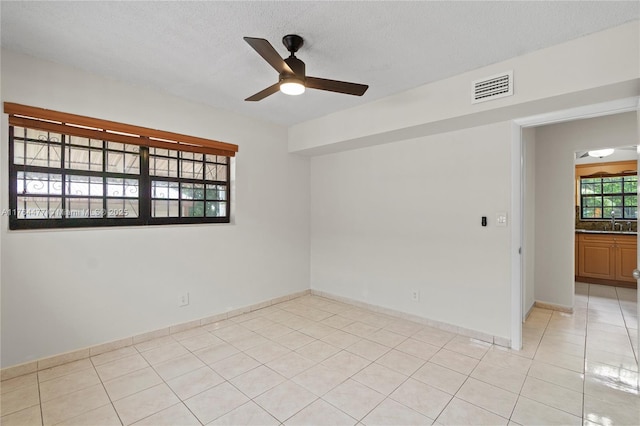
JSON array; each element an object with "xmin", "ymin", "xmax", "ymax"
[{"xmin": 472, "ymin": 71, "xmax": 513, "ymax": 104}]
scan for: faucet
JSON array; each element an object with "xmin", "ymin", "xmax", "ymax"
[{"xmin": 610, "ymin": 211, "xmax": 616, "ymax": 230}]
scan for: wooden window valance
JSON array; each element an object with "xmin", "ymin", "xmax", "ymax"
[{"xmin": 4, "ymin": 102, "xmax": 238, "ymax": 157}]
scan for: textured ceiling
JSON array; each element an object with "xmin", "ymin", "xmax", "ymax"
[{"xmin": 1, "ymin": 1, "xmax": 638, "ymax": 126}]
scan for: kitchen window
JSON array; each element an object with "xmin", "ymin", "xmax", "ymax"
[
  {"xmin": 580, "ymin": 175, "xmax": 637, "ymax": 220},
  {"xmin": 6, "ymin": 103, "xmax": 238, "ymax": 229}
]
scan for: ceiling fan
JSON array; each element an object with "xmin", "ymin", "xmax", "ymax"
[{"xmin": 243, "ymin": 34, "xmax": 369, "ymax": 101}]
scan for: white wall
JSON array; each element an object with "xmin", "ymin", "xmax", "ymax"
[
  {"xmin": 523, "ymin": 127, "xmax": 536, "ymax": 317},
  {"xmin": 533, "ymin": 112, "xmax": 638, "ymax": 308},
  {"xmin": 290, "ymin": 21, "xmax": 639, "ymax": 156},
  {"xmin": 310, "ymin": 122, "xmax": 513, "ymax": 340},
  {"xmin": 0, "ymin": 50, "xmax": 311, "ymax": 367}
]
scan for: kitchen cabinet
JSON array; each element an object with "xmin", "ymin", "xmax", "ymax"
[{"xmin": 576, "ymin": 232, "xmax": 637, "ymax": 288}]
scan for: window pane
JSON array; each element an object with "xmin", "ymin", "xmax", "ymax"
[
  {"xmin": 583, "ymin": 197, "xmax": 602, "ymax": 208},
  {"xmin": 206, "ymin": 201, "xmax": 227, "ymax": 217},
  {"xmin": 602, "ymin": 207, "xmax": 623, "ymax": 218},
  {"xmin": 624, "ymin": 207, "xmax": 638, "ymax": 219},
  {"xmin": 106, "ymin": 199, "xmax": 138, "ymax": 218},
  {"xmin": 107, "ymin": 142, "xmax": 139, "ymax": 153},
  {"xmin": 106, "ymin": 178, "xmax": 139, "ymax": 198},
  {"xmin": 25, "ymin": 128, "xmax": 62, "ymax": 143},
  {"xmin": 106, "ymin": 148, "xmax": 140, "ymax": 174},
  {"xmin": 66, "ymin": 175, "xmax": 104, "ymax": 197},
  {"xmin": 152, "ymin": 181, "xmax": 179, "ymax": 199},
  {"xmin": 65, "ymin": 198, "xmax": 103, "ymax": 218},
  {"xmin": 150, "ymin": 148, "xmax": 177, "ymax": 157},
  {"xmin": 152, "ymin": 200, "xmax": 179, "ymax": 217},
  {"xmin": 603, "ymin": 196, "xmax": 622, "ymax": 208},
  {"xmin": 582, "ymin": 207, "xmax": 599, "ymax": 219},
  {"xmin": 66, "ymin": 146, "xmax": 103, "ymax": 171},
  {"xmin": 624, "ymin": 178, "xmax": 637, "ymax": 194},
  {"xmin": 150, "ymin": 157, "xmax": 178, "ymax": 177},
  {"xmin": 205, "ymin": 164, "xmax": 227, "ymax": 181},
  {"xmin": 180, "ymin": 160, "xmax": 203, "ymax": 179},
  {"xmin": 181, "ymin": 183, "xmax": 205, "ymax": 200},
  {"xmin": 124, "ymin": 199, "xmax": 139, "ymax": 218},
  {"xmin": 17, "ymin": 172, "xmax": 62, "ymax": 195},
  {"xmin": 581, "ymin": 182, "xmax": 600, "ymax": 195},
  {"xmin": 124, "ymin": 153, "xmax": 140, "ymax": 174},
  {"xmin": 181, "ymin": 201, "xmax": 205, "ymax": 217},
  {"xmin": 602, "ymin": 179, "xmax": 622, "ymax": 194},
  {"xmin": 68, "ymin": 136, "xmax": 91, "ymax": 147},
  {"xmin": 107, "ymin": 142, "xmax": 124, "ymax": 151},
  {"xmin": 14, "ymin": 140, "xmax": 62, "ymax": 168},
  {"xmin": 181, "ymin": 152, "xmax": 203, "ymax": 162},
  {"xmin": 206, "ymin": 184, "xmax": 226, "ymax": 201},
  {"xmin": 624, "ymin": 195, "xmax": 637, "ymax": 207},
  {"xmin": 16, "ymin": 196, "xmax": 62, "ymax": 218},
  {"xmin": 68, "ymin": 136, "xmax": 103, "ymax": 148},
  {"xmin": 106, "ymin": 151, "xmax": 124, "ymax": 173}
]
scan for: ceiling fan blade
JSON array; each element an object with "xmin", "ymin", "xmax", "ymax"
[
  {"xmin": 579, "ymin": 152, "xmax": 589, "ymax": 158},
  {"xmin": 243, "ymin": 37, "xmax": 294, "ymax": 75},
  {"xmin": 245, "ymin": 83, "xmax": 280, "ymax": 102},
  {"xmin": 306, "ymin": 76, "xmax": 368, "ymax": 96}
]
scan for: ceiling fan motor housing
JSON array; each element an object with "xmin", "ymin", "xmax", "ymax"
[{"xmin": 283, "ymin": 56, "xmax": 305, "ymax": 80}]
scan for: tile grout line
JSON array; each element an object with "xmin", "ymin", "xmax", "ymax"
[
  {"xmin": 582, "ymin": 283, "xmax": 591, "ymax": 425},
  {"xmin": 10, "ymin": 290, "xmax": 633, "ymax": 425},
  {"xmin": 615, "ymin": 286, "xmax": 639, "ymax": 365},
  {"xmin": 89, "ymin": 354, "xmax": 125, "ymax": 426},
  {"xmin": 37, "ymin": 370, "xmax": 44, "ymax": 426}
]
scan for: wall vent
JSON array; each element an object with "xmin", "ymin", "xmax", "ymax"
[{"xmin": 472, "ymin": 71, "xmax": 513, "ymax": 104}]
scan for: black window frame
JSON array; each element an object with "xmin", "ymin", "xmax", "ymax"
[
  {"xmin": 579, "ymin": 174, "xmax": 637, "ymax": 221},
  {"xmin": 8, "ymin": 125, "xmax": 231, "ymax": 230}
]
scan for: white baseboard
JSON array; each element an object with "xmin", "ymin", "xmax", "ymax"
[
  {"xmin": 1, "ymin": 289, "xmax": 311, "ymax": 381},
  {"xmin": 534, "ymin": 300, "xmax": 573, "ymax": 313},
  {"xmin": 310, "ymin": 289, "xmax": 511, "ymax": 348}
]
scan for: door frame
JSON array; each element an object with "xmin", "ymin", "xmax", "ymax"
[{"xmin": 509, "ymin": 96, "xmax": 640, "ymax": 350}]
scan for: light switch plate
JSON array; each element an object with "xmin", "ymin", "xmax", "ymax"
[{"xmin": 496, "ymin": 212, "xmax": 508, "ymax": 227}]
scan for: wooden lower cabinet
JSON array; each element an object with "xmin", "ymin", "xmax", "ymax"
[
  {"xmin": 616, "ymin": 239, "xmax": 637, "ymax": 282},
  {"xmin": 576, "ymin": 233, "xmax": 637, "ymax": 288}
]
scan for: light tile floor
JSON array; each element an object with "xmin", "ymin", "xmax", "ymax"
[{"xmin": 1, "ymin": 283, "xmax": 638, "ymax": 425}]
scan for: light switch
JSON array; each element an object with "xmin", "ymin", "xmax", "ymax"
[{"xmin": 496, "ymin": 212, "xmax": 508, "ymax": 227}]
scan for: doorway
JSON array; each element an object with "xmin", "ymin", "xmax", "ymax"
[
  {"xmin": 510, "ymin": 97, "xmax": 639, "ymax": 351},
  {"xmin": 574, "ymin": 147, "xmax": 638, "ymax": 289}
]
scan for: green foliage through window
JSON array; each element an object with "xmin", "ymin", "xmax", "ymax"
[{"xmin": 580, "ymin": 175, "xmax": 637, "ymax": 220}]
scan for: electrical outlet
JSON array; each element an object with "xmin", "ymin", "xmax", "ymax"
[
  {"xmin": 179, "ymin": 292, "xmax": 190, "ymax": 307},
  {"xmin": 411, "ymin": 289, "xmax": 420, "ymax": 302}
]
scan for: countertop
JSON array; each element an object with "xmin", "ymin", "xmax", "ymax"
[{"xmin": 575, "ymin": 229, "xmax": 637, "ymax": 236}]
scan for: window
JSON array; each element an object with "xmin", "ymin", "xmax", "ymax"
[
  {"xmin": 6, "ymin": 103, "xmax": 238, "ymax": 229},
  {"xmin": 580, "ymin": 175, "xmax": 637, "ymax": 220}
]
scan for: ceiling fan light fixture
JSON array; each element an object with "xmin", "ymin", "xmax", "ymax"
[
  {"xmin": 588, "ymin": 148, "xmax": 615, "ymax": 158},
  {"xmin": 279, "ymin": 76, "xmax": 305, "ymax": 95}
]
